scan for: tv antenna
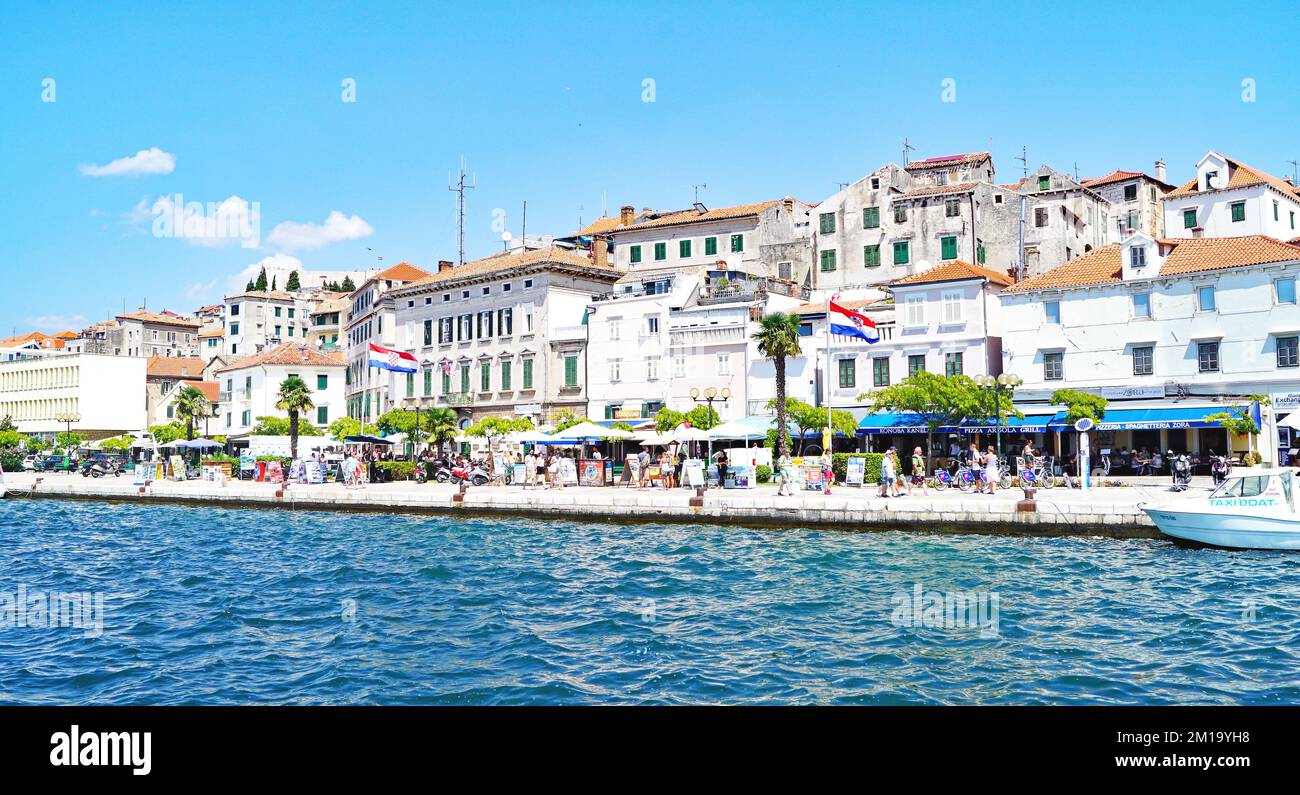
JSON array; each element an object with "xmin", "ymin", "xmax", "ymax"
[
  {"xmin": 902, "ymin": 138, "xmax": 916, "ymax": 165},
  {"xmin": 448, "ymin": 156, "xmax": 476, "ymax": 265},
  {"xmin": 691, "ymin": 183, "xmax": 708, "ymax": 204},
  {"xmin": 1289, "ymin": 159, "xmax": 1299, "ymax": 185}
]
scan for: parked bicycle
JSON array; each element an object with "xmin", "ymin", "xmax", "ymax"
[
  {"xmin": 1016, "ymin": 455, "xmax": 1056, "ymax": 489},
  {"xmin": 933, "ymin": 459, "xmax": 981, "ymax": 492}
]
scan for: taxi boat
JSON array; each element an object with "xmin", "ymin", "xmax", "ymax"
[{"xmin": 1141, "ymin": 467, "xmax": 1300, "ymax": 550}]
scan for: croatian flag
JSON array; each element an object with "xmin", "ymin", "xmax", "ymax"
[
  {"xmin": 829, "ymin": 299, "xmax": 879, "ymax": 343},
  {"xmin": 367, "ymin": 343, "xmax": 418, "ymax": 373}
]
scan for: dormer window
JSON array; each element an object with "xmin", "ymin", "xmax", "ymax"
[
  {"xmin": 1037, "ymin": 175, "xmax": 1050, "ymax": 191},
  {"xmin": 1204, "ymin": 170, "xmax": 1218, "ymax": 191},
  {"xmin": 1130, "ymin": 246, "xmax": 1146, "ymax": 267}
]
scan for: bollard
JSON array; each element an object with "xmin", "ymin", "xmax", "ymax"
[
  {"xmin": 689, "ymin": 485, "xmax": 705, "ymax": 508},
  {"xmin": 1017, "ymin": 486, "xmax": 1037, "ymax": 513}
]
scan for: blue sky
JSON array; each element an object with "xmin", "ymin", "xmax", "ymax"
[{"xmin": 1, "ymin": 0, "xmax": 1296, "ymax": 335}]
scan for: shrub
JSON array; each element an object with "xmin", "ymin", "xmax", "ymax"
[
  {"xmin": 756, "ymin": 464, "xmax": 772, "ymax": 483},
  {"xmin": 831, "ymin": 453, "xmax": 884, "ymax": 484},
  {"xmin": 0, "ymin": 451, "xmax": 22, "ymax": 472},
  {"xmin": 377, "ymin": 461, "xmax": 417, "ymax": 481}
]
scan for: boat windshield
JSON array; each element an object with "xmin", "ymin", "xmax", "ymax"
[{"xmin": 1211, "ymin": 475, "xmax": 1272, "ymax": 498}]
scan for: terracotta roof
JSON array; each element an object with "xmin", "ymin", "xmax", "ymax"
[
  {"xmin": 795, "ymin": 297, "xmax": 881, "ymax": 315},
  {"xmin": 0, "ymin": 331, "xmax": 49, "ymax": 347},
  {"xmin": 899, "ymin": 181, "xmax": 980, "ymax": 198},
  {"xmin": 197, "ymin": 325, "xmax": 224, "ymax": 339},
  {"xmin": 1157, "ymin": 235, "xmax": 1300, "ymax": 276},
  {"xmin": 904, "ymin": 152, "xmax": 991, "ymax": 171},
  {"xmin": 999, "ymin": 180, "xmax": 1025, "ymax": 192},
  {"xmin": 1167, "ymin": 153, "xmax": 1299, "ymax": 199},
  {"xmin": 578, "ymin": 216, "xmax": 627, "ymax": 236},
  {"xmin": 892, "ymin": 260, "xmax": 1014, "ymax": 288},
  {"xmin": 1004, "ymin": 236, "xmax": 1300, "ymax": 293},
  {"xmin": 227, "ymin": 289, "xmax": 296, "ymax": 301},
  {"xmin": 177, "ymin": 380, "xmax": 220, "ymax": 402},
  {"xmin": 146, "ymin": 356, "xmax": 205, "ymax": 379},
  {"xmin": 399, "ymin": 246, "xmax": 622, "ymax": 290},
  {"xmin": 310, "ymin": 297, "xmax": 349, "ymax": 313},
  {"xmin": 214, "ymin": 342, "xmax": 344, "ymax": 373},
  {"xmin": 374, "ymin": 262, "xmax": 430, "ymax": 282},
  {"xmin": 612, "ymin": 200, "xmax": 782, "ymax": 232},
  {"xmin": 116, "ymin": 310, "xmax": 202, "ymax": 328},
  {"xmin": 1080, "ymin": 169, "xmax": 1175, "ymax": 190}
]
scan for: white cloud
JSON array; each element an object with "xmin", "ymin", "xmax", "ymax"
[
  {"xmin": 79, "ymin": 147, "xmax": 176, "ymax": 177},
  {"xmin": 21, "ymin": 314, "xmax": 88, "ymax": 332},
  {"xmin": 267, "ymin": 210, "xmax": 373, "ymax": 251},
  {"xmin": 185, "ymin": 279, "xmax": 218, "ymax": 300},
  {"xmin": 150, "ymin": 194, "xmax": 260, "ymax": 248},
  {"xmin": 227, "ymin": 254, "xmax": 303, "ymax": 294}
]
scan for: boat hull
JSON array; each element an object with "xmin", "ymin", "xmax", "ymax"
[{"xmin": 1142, "ymin": 506, "xmax": 1300, "ymax": 550}]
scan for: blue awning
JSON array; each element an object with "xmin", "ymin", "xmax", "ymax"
[
  {"xmin": 960, "ymin": 413, "xmax": 1062, "ymax": 434},
  {"xmin": 857, "ymin": 413, "xmax": 952, "ymax": 435},
  {"xmin": 1079, "ymin": 407, "xmax": 1226, "ymax": 431}
]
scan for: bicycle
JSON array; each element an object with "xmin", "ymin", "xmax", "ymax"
[
  {"xmin": 1016, "ymin": 455, "xmax": 1056, "ymax": 490},
  {"xmin": 933, "ymin": 459, "xmax": 981, "ymax": 492}
]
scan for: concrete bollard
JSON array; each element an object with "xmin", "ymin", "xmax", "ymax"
[{"xmin": 1017, "ymin": 486, "xmax": 1037, "ymax": 513}]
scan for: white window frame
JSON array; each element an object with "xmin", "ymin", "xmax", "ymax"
[
  {"xmin": 940, "ymin": 290, "xmax": 963, "ymax": 324},
  {"xmin": 904, "ymin": 296, "xmax": 926, "ymax": 328},
  {"xmin": 717, "ymin": 353, "xmax": 731, "ymax": 376}
]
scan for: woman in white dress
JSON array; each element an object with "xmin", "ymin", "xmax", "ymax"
[{"xmin": 983, "ymin": 446, "xmax": 998, "ymax": 494}]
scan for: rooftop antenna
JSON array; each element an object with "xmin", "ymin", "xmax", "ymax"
[
  {"xmin": 1289, "ymin": 159, "xmax": 1299, "ymax": 184},
  {"xmin": 691, "ymin": 183, "xmax": 708, "ymax": 204},
  {"xmin": 600, "ymin": 190, "xmax": 607, "ymax": 217},
  {"xmin": 521, "ymin": 200, "xmax": 527, "ymax": 248},
  {"xmin": 448, "ymin": 156, "xmax": 476, "ymax": 266},
  {"xmin": 577, "ymin": 203, "xmax": 584, "ymax": 230},
  {"xmin": 834, "ymin": 181, "xmax": 851, "ymax": 191},
  {"xmin": 902, "ymin": 138, "xmax": 916, "ymax": 166},
  {"xmin": 1073, "ymin": 161, "xmax": 1079, "ymax": 181}
]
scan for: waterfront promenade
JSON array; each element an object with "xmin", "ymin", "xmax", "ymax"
[{"xmin": 2, "ymin": 471, "xmax": 1211, "ymax": 537}]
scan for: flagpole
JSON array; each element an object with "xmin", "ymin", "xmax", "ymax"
[{"xmin": 825, "ymin": 300, "xmax": 833, "ymax": 493}]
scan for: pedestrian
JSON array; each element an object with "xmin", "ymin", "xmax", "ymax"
[
  {"xmin": 983, "ymin": 445, "xmax": 999, "ymax": 494},
  {"xmin": 879, "ymin": 447, "xmax": 896, "ymax": 497},
  {"xmin": 637, "ymin": 447, "xmax": 651, "ymax": 489},
  {"xmin": 776, "ymin": 451, "xmax": 793, "ymax": 496},
  {"xmin": 908, "ymin": 446, "xmax": 928, "ymax": 495},
  {"xmin": 821, "ymin": 449, "xmax": 833, "ymax": 494}
]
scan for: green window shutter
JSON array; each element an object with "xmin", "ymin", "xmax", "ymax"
[
  {"xmin": 838, "ymin": 358, "xmax": 855, "ymax": 388},
  {"xmin": 977, "ymin": 241, "xmax": 986, "ymax": 264},
  {"xmin": 1038, "ymin": 175, "xmax": 1050, "ymax": 191},
  {"xmin": 441, "ymin": 371, "xmax": 450, "ymax": 394},
  {"xmin": 501, "ymin": 361, "xmax": 511, "ymax": 390},
  {"xmin": 873, "ymin": 357, "xmax": 889, "ymax": 387},
  {"xmin": 406, "ymin": 372, "xmax": 415, "ymax": 397},
  {"xmin": 654, "ymin": 242, "xmax": 666, "ymax": 260},
  {"xmin": 893, "ymin": 241, "xmax": 909, "ymax": 264},
  {"xmin": 480, "ymin": 362, "xmax": 491, "ymax": 391},
  {"xmin": 820, "ymin": 250, "xmax": 837, "ymax": 272},
  {"xmin": 317, "ymin": 374, "xmax": 327, "ymax": 390},
  {"xmin": 630, "ymin": 245, "xmax": 642, "ymax": 263},
  {"xmin": 423, "ymin": 369, "xmax": 432, "ymax": 395},
  {"xmin": 460, "ymin": 366, "xmax": 470, "ymax": 393},
  {"xmin": 704, "ymin": 237, "xmax": 717, "ymax": 256},
  {"xmin": 522, "ymin": 359, "xmax": 534, "ymax": 389},
  {"xmin": 941, "ymin": 236, "xmax": 957, "ymax": 260},
  {"xmin": 679, "ymin": 239, "xmax": 691, "ymax": 258},
  {"xmin": 864, "ymin": 206, "xmax": 879, "ymax": 228},
  {"xmin": 819, "ymin": 213, "xmax": 836, "ymax": 234},
  {"xmin": 564, "ymin": 355, "xmax": 578, "ymax": 387},
  {"xmin": 864, "ymin": 244, "xmax": 880, "ymax": 267},
  {"xmin": 730, "ymin": 234, "xmax": 743, "ymax": 253},
  {"xmin": 1231, "ymin": 203, "xmax": 1246, "ymax": 222},
  {"xmin": 316, "ymin": 406, "xmax": 328, "ymax": 424}
]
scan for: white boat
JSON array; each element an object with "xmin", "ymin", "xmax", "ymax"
[
  {"xmin": 1142, "ymin": 467, "xmax": 1300, "ymax": 550},
  {"xmin": 0, "ymin": 460, "xmax": 6, "ymax": 499}
]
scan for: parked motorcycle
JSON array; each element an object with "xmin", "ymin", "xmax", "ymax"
[
  {"xmin": 1210, "ymin": 454, "xmax": 1230, "ymax": 486},
  {"xmin": 446, "ymin": 461, "xmax": 490, "ymax": 487},
  {"xmin": 1168, "ymin": 451, "xmax": 1192, "ymax": 492},
  {"xmin": 80, "ymin": 457, "xmax": 124, "ymax": 478}
]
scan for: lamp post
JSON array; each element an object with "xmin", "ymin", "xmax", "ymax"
[
  {"xmin": 688, "ymin": 386, "xmax": 731, "ymax": 471},
  {"xmin": 54, "ymin": 412, "xmax": 81, "ymax": 456},
  {"xmin": 973, "ymin": 373, "xmax": 1022, "ymax": 457},
  {"xmin": 403, "ymin": 398, "xmax": 424, "ymax": 460}
]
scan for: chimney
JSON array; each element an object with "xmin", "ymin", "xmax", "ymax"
[
  {"xmin": 1154, "ymin": 159, "xmax": 1167, "ymax": 184},
  {"xmin": 438, "ymin": 260, "xmax": 453, "ymax": 273},
  {"xmin": 590, "ymin": 235, "xmax": 609, "ymax": 269},
  {"xmin": 783, "ymin": 195, "xmax": 794, "ymax": 214},
  {"xmin": 619, "ymin": 205, "xmax": 634, "ymax": 225}
]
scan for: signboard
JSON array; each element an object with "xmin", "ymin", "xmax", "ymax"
[
  {"xmin": 558, "ymin": 457, "xmax": 578, "ymax": 486},
  {"xmin": 622, "ymin": 455, "xmax": 640, "ymax": 485},
  {"xmin": 1098, "ymin": 385, "xmax": 1165, "ymax": 399},
  {"xmin": 578, "ymin": 459, "xmax": 608, "ymax": 486},
  {"xmin": 845, "ymin": 456, "xmax": 866, "ymax": 486},
  {"xmin": 306, "ymin": 460, "xmax": 325, "ymax": 484},
  {"xmin": 512, "ymin": 463, "xmax": 527, "ymax": 485},
  {"xmin": 724, "ymin": 464, "xmax": 754, "ymax": 489},
  {"xmin": 1273, "ymin": 392, "xmax": 1300, "ymax": 409},
  {"xmin": 614, "ymin": 409, "xmax": 641, "ymax": 420},
  {"xmin": 801, "ymin": 465, "xmax": 826, "ymax": 490},
  {"xmin": 683, "ymin": 459, "xmax": 705, "ymax": 487},
  {"xmin": 169, "ymin": 455, "xmax": 186, "ymax": 481},
  {"xmin": 515, "ymin": 403, "xmax": 543, "ymax": 415}
]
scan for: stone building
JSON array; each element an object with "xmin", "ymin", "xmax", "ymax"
[{"xmin": 1081, "ymin": 162, "xmax": 1175, "ymax": 241}]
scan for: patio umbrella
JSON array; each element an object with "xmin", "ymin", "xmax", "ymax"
[
  {"xmin": 706, "ymin": 420, "xmax": 768, "ymax": 441},
  {"xmin": 639, "ymin": 433, "xmax": 670, "ymax": 447},
  {"xmin": 343, "ymin": 434, "xmax": 393, "ymax": 445},
  {"xmin": 186, "ymin": 438, "xmax": 225, "ymax": 450},
  {"xmin": 548, "ymin": 421, "xmax": 633, "ymax": 441}
]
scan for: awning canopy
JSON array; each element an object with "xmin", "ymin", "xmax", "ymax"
[
  {"xmin": 857, "ymin": 413, "xmax": 943, "ymax": 434},
  {"xmin": 961, "ymin": 413, "xmax": 1061, "ymax": 434},
  {"xmin": 1086, "ymin": 407, "xmax": 1225, "ymax": 431}
]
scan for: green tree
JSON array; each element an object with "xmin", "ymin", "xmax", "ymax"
[
  {"xmin": 866, "ymin": 372, "xmax": 1010, "ymax": 472},
  {"xmin": 245, "ymin": 279, "xmax": 256, "ymax": 292},
  {"xmin": 752, "ymin": 312, "xmax": 803, "ymax": 459},
  {"xmin": 1205, "ymin": 394, "xmax": 1270, "ymax": 463},
  {"xmin": 55, "ymin": 431, "xmax": 86, "ymax": 452},
  {"xmin": 767, "ymin": 397, "xmax": 856, "ymax": 454},
  {"xmin": 0, "ymin": 415, "xmax": 16, "ymax": 432},
  {"xmin": 465, "ymin": 416, "xmax": 533, "ymax": 450},
  {"xmin": 653, "ymin": 407, "xmax": 687, "ymax": 433},
  {"xmin": 424, "ymin": 408, "xmax": 460, "ymax": 450},
  {"xmin": 286, "ymin": 270, "xmax": 300, "ymax": 291},
  {"xmin": 99, "ymin": 435, "xmax": 133, "ymax": 452},
  {"xmin": 25, "ymin": 434, "xmax": 52, "ymax": 453},
  {"xmin": 341, "ymin": 276, "xmax": 356, "ymax": 292},
  {"xmin": 0, "ymin": 429, "xmax": 23, "ymax": 450},
  {"xmin": 327, "ymin": 416, "xmax": 377, "ymax": 440},
  {"xmin": 274, "ymin": 375, "xmax": 315, "ymax": 459},
  {"xmin": 550, "ymin": 408, "xmax": 587, "ymax": 432},
  {"xmin": 173, "ymin": 385, "xmax": 210, "ymax": 441},
  {"xmin": 1050, "ymin": 389, "xmax": 1108, "ymax": 425},
  {"xmin": 148, "ymin": 421, "xmax": 187, "ymax": 444},
  {"xmin": 254, "ymin": 266, "xmax": 269, "ymax": 291},
  {"xmin": 685, "ymin": 405, "xmax": 720, "ymax": 431},
  {"xmin": 251, "ymin": 415, "xmax": 323, "ymax": 436}
]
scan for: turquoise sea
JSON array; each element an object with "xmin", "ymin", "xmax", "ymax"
[{"xmin": 1, "ymin": 498, "xmax": 1297, "ymax": 705}]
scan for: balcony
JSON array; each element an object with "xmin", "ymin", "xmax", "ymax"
[
  {"xmin": 550, "ymin": 325, "xmax": 587, "ymax": 342},
  {"xmin": 668, "ymin": 324, "xmax": 746, "ymax": 347},
  {"xmin": 438, "ymin": 391, "xmax": 474, "ymax": 406}
]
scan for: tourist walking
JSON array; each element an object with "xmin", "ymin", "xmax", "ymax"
[
  {"xmin": 879, "ymin": 448, "xmax": 896, "ymax": 497},
  {"xmin": 908, "ymin": 446, "xmax": 928, "ymax": 495},
  {"xmin": 776, "ymin": 451, "xmax": 793, "ymax": 496},
  {"xmin": 983, "ymin": 445, "xmax": 998, "ymax": 495},
  {"xmin": 637, "ymin": 448, "xmax": 651, "ymax": 489}
]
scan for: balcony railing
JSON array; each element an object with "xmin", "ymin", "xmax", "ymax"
[
  {"xmin": 550, "ymin": 325, "xmax": 587, "ymax": 342},
  {"xmin": 438, "ymin": 391, "xmax": 474, "ymax": 406}
]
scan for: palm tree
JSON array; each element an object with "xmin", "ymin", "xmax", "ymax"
[
  {"xmin": 173, "ymin": 386, "xmax": 210, "ymax": 441},
  {"xmin": 275, "ymin": 376, "xmax": 315, "ymax": 460},
  {"xmin": 424, "ymin": 408, "xmax": 459, "ymax": 453},
  {"xmin": 752, "ymin": 312, "xmax": 803, "ymax": 459}
]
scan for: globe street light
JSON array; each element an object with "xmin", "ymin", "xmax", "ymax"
[
  {"xmin": 688, "ymin": 386, "xmax": 731, "ymax": 476},
  {"xmin": 973, "ymin": 373, "xmax": 1022, "ymax": 457},
  {"xmin": 54, "ymin": 411, "xmax": 81, "ymax": 456}
]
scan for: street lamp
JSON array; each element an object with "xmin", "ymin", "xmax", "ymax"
[
  {"xmin": 973, "ymin": 373, "xmax": 1022, "ymax": 456},
  {"xmin": 688, "ymin": 386, "xmax": 731, "ymax": 470},
  {"xmin": 402, "ymin": 397, "xmax": 424, "ymax": 460},
  {"xmin": 54, "ymin": 412, "xmax": 81, "ymax": 455}
]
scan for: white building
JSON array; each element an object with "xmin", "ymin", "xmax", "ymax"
[
  {"xmin": 1000, "ymin": 233, "xmax": 1300, "ymax": 462},
  {"xmin": 213, "ymin": 343, "xmax": 345, "ymax": 436},
  {"xmin": 343, "ymin": 262, "xmax": 431, "ymax": 423},
  {"xmin": 151, "ymin": 379, "xmax": 220, "ymax": 430},
  {"xmin": 387, "ymin": 246, "xmax": 623, "ymax": 428},
  {"xmin": 1163, "ymin": 151, "xmax": 1300, "ymax": 241},
  {"xmin": 0, "ymin": 353, "xmax": 147, "ymax": 436}
]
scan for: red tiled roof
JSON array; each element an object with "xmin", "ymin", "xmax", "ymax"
[
  {"xmin": 374, "ymin": 262, "xmax": 430, "ymax": 282},
  {"xmin": 116, "ymin": 310, "xmax": 202, "ymax": 328},
  {"xmin": 1003, "ymin": 236, "xmax": 1300, "ymax": 292},
  {"xmin": 899, "ymin": 182, "xmax": 980, "ymax": 198},
  {"xmin": 892, "ymin": 260, "xmax": 1014, "ymax": 287},
  {"xmin": 398, "ymin": 246, "xmax": 622, "ymax": 290},
  {"xmin": 177, "ymin": 380, "xmax": 220, "ymax": 402},
  {"xmin": 146, "ymin": 356, "xmax": 205, "ymax": 379},
  {"xmin": 612, "ymin": 200, "xmax": 783, "ymax": 232},
  {"xmin": 215, "ymin": 342, "xmax": 344, "ymax": 373},
  {"xmin": 1167, "ymin": 153, "xmax": 1298, "ymax": 199},
  {"xmin": 904, "ymin": 152, "xmax": 991, "ymax": 171}
]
